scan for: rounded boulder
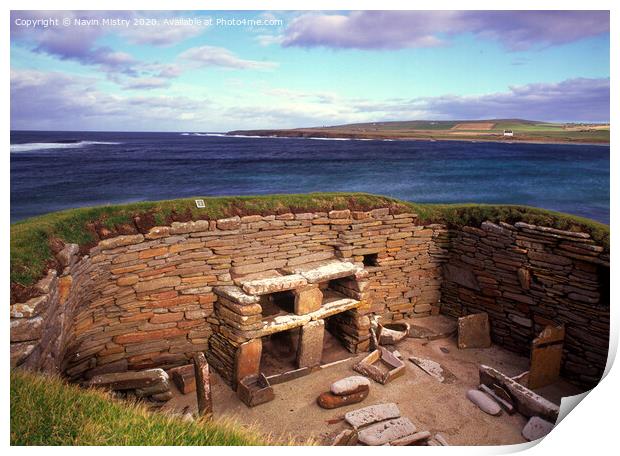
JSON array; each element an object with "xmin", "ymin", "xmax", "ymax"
[{"xmin": 466, "ymin": 389, "xmax": 502, "ymax": 416}]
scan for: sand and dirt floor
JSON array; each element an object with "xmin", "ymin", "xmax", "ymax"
[{"xmin": 162, "ymin": 316, "xmax": 582, "ymax": 445}]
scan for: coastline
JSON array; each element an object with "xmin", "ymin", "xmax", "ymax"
[{"xmin": 225, "ymin": 129, "xmax": 610, "ymax": 146}]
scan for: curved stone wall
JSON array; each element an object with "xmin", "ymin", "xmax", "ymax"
[
  {"xmin": 11, "ymin": 208, "xmax": 445, "ymax": 381},
  {"xmin": 10, "ymin": 207, "xmax": 609, "ymax": 390}
]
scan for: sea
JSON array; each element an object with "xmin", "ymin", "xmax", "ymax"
[{"xmin": 10, "ymin": 131, "xmax": 610, "ymax": 224}]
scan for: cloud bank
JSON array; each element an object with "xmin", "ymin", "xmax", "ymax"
[
  {"xmin": 282, "ymin": 11, "xmax": 610, "ymax": 51},
  {"xmin": 11, "ymin": 67, "xmax": 609, "ymax": 132},
  {"xmin": 349, "ymin": 78, "xmax": 609, "ymax": 123}
]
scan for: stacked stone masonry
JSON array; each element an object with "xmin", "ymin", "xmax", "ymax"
[
  {"xmin": 10, "ymin": 209, "xmax": 444, "ymax": 381},
  {"xmin": 441, "ymin": 221, "xmax": 609, "ymax": 388},
  {"xmin": 10, "ymin": 209, "xmax": 608, "ymax": 390}
]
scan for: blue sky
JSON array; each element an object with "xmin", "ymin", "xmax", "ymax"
[{"xmin": 10, "ymin": 10, "xmax": 610, "ymax": 131}]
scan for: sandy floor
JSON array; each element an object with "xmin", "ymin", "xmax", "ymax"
[{"xmin": 162, "ymin": 316, "xmax": 582, "ymax": 446}]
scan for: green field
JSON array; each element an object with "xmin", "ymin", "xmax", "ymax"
[
  {"xmin": 229, "ymin": 119, "xmax": 610, "ymax": 143},
  {"xmin": 10, "ymin": 370, "xmax": 281, "ymax": 445},
  {"xmin": 10, "ymin": 193, "xmax": 609, "ymax": 289},
  {"xmin": 324, "ymin": 120, "xmax": 460, "ymax": 131}
]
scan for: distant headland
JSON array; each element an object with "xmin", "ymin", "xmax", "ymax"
[{"xmin": 227, "ymin": 119, "xmax": 610, "ymax": 145}]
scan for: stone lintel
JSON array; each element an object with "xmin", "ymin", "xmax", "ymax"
[
  {"xmin": 283, "ymin": 260, "xmax": 364, "ymax": 284},
  {"xmin": 213, "ymin": 286, "xmax": 260, "ymax": 305},
  {"xmin": 241, "ymin": 274, "xmax": 308, "ymax": 296}
]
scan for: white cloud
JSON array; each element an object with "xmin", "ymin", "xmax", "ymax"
[
  {"xmin": 281, "ymin": 11, "xmax": 609, "ymax": 51},
  {"xmin": 10, "ymin": 69, "xmax": 212, "ymax": 131},
  {"xmin": 121, "ymin": 77, "xmax": 170, "ymax": 90},
  {"xmin": 179, "ymin": 45, "xmax": 278, "ymax": 70},
  {"xmin": 10, "ymin": 68, "xmax": 609, "ymax": 132}
]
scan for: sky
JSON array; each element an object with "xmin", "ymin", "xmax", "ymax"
[{"xmin": 10, "ymin": 10, "xmax": 610, "ymax": 132}]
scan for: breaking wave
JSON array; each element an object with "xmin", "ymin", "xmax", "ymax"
[
  {"xmin": 180, "ymin": 133, "xmax": 395, "ymax": 141},
  {"xmin": 10, "ymin": 141, "xmax": 121, "ymax": 152}
]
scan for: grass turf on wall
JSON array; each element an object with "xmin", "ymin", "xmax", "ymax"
[
  {"xmin": 10, "ymin": 369, "xmax": 284, "ymax": 446},
  {"xmin": 10, "ymin": 192, "xmax": 609, "ymax": 287}
]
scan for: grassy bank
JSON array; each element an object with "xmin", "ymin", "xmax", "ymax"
[
  {"xmin": 10, "ymin": 192, "xmax": 609, "ymax": 288},
  {"xmin": 10, "ymin": 370, "xmax": 277, "ymax": 445}
]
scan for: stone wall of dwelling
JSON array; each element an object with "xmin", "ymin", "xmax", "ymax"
[
  {"xmin": 10, "ymin": 208, "xmax": 446, "ymax": 380},
  {"xmin": 12, "ymin": 209, "xmax": 609, "ymax": 390},
  {"xmin": 10, "ymin": 244, "xmax": 92, "ymax": 375},
  {"xmin": 440, "ymin": 221, "xmax": 609, "ymax": 389}
]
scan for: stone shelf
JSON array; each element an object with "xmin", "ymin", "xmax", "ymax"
[
  {"xmin": 283, "ymin": 259, "xmax": 366, "ymax": 283},
  {"xmin": 213, "ymin": 286, "xmax": 259, "ymax": 305},
  {"xmin": 240, "ymin": 273, "xmax": 308, "ymax": 296},
  {"xmin": 239, "ymin": 291, "xmax": 360, "ymax": 339}
]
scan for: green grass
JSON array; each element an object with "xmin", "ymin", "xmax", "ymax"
[
  {"xmin": 10, "ymin": 193, "xmax": 407, "ymax": 286},
  {"xmin": 10, "ymin": 193, "xmax": 609, "ymax": 287},
  {"xmin": 325, "ymin": 120, "xmax": 460, "ymax": 130},
  {"xmin": 10, "ymin": 370, "xmax": 287, "ymax": 446}
]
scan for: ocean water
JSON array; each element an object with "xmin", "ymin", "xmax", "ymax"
[{"xmin": 10, "ymin": 131, "xmax": 609, "ymax": 224}]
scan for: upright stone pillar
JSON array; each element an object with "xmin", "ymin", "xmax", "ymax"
[
  {"xmin": 294, "ymin": 285, "xmax": 322, "ymax": 315},
  {"xmin": 193, "ymin": 352, "xmax": 213, "ymax": 419},
  {"xmin": 234, "ymin": 338, "xmax": 262, "ymax": 389},
  {"xmin": 297, "ymin": 319, "xmax": 325, "ymax": 368}
]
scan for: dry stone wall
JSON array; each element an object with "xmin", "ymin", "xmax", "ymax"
[
  {"xmin": 10, "ymin": 207, "xmax": 609, "ymax": 390},
  {"xmin": 10, "ymin": 208, "xmax": 445, "ymax": 381},
  {"xmin": 441, "ymin": 221, "xmax": 609, "ymax": 389}
]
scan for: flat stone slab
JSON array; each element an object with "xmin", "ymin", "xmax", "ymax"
[
  {"xmin": 213, "ymin": 286, "xmax": 260, "ymax": 305},
  {"xmin": 528, "ymin": 325, "xmax": 565, "ymax": 389},
  {"xmin": 466, "ymin": 389, "xmax": 502, "ymax": 416},
  {"xmin": 408, "ymin": 315, "xmax": 457, "ymax": 340},
  {"xmin": 358, "ymin": 417, "xmax": 416, "ymax": 446},
  {"xmin": 241, "ymin": 274, "xmax": 307, "ymax": 295},
  {"xmin": 409, "ymin": 356, "xmax": 455, "ymax": 383},
  {"xmin": 285, "ymin": 260, "xmax": 364, "ymax": 283},
  {"xmin": 86, "ymin": 368, "xmax": 169, "ymax": 391},
  {"xmin": 345, "ymin": 403, "xmax": 401, "ymax": 429},
  {"xmin": 443, "ymin": 263, "xmax": 480, "ymax": 290},
  {"xmin": 522, "ymin": 416, "xmax": 555, "ymax": 441},
  {"xmin": 458, "ymin": 313, "xmax": 491, "ymax": 349},
  {"xmin": 331, "ymin": 376, "xmax": 371, "ymax": 395},
  {"xmin": 514, "ymin": 221, "xmax": 591, "ymax": 239},
  {"xmin": 235, "ymin": 294, "xmax": 360, "ymax": 339},
  {"xmin": 309, "ymin": 296, "xmax": 359, "ymax": 320},
  {"xmin": 233, "ymin": 269, "xmax": 282, "ymax": 286}
]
